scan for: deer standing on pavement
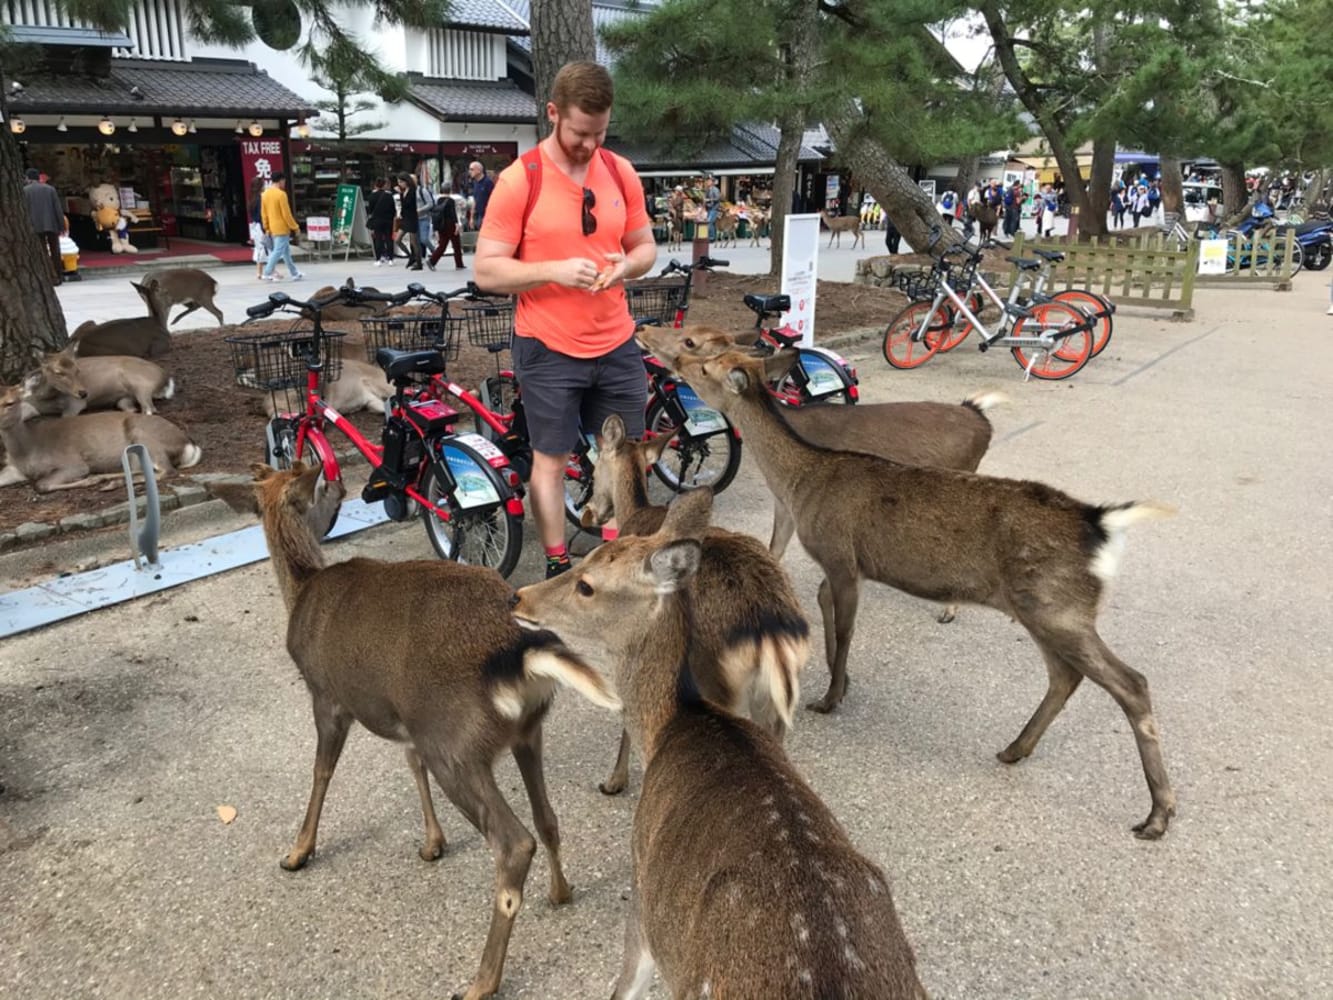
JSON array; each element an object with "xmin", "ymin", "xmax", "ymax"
[
  {"xmin": 666, "ymin": 347, "xmax": 1178, "ymax": 839},
  {"xmin": 24, "ymin": 347, "xmax": 174, "ymax": 416},
  {"xmin": 822, "ymin": 210, "xmax": 865, "ymax": 249},
  {"xmin": 0, "ymin": 383, "xmax": 200, "ymax": 491},
  {"xmin": 640, "ymin": 324, "xmax": 1007, "ymax": 623},
  {"xmin": 140, "ymin": 267, "xmax": 224, "ymax": 326},
  {"xmin": 513, "ymin": 489, "xmax": 929, "ymax": 1000},
  {"xmin": 70, "ymin": 280, "xmax": 172, "ymax": 358},
  {"xmin": 581, "ymin": 413, "xmax": 808, "ymax": 795},
  {"xmin": 212, "ymin": 463, "xmax": 622, "ymax": 1000}
]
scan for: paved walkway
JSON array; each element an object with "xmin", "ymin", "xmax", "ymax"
[{"xmin": 4, "ymin": 272, "xmax": 1331, "ymax": 999}]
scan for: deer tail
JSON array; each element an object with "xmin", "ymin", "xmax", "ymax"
[
  {"xmin": 1090, "ymin": 501, "xmax": 1176, "ymax": 582},
  {"xmin": 179, "ymin": 441, "xmax": 203, "ymax": 469},
  {"xmin": 961, "ymin": 390, "xmax": 1009, "ymax": 414},
  {"xmin": 523, "ymin": 635, "xmax": 621, "ymax": 712},
  {"xmin": 160, "ymin": 378, "xmax": 176, "ymax": 400}
]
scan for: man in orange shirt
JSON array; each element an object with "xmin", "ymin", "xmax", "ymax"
[{"xmin": 476, "ymin": 62, "xmax": 657, "ymax": 578}]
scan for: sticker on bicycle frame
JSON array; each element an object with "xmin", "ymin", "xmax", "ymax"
[
  {"xmin": 454, "ymin": 432, "xmax": 506, "ymax": 464},
  {"xmin": 323, "ymin": 405, "xmax": 343, "ymax": 424},
  {"xmin": 799, "ymin": 353, "xmax": 846, "ymax": 396},
  {"xmin": 673, "ymin": 385, "xmax": 727, "ymax": 437},
  {"xmin": 442, "ymin": 444, "xmax": 502, "ymax": 509}
]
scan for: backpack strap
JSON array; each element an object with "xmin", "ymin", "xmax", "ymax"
[{"xmin": 517, "ymin": 145, "xmax": 631, "ymax": 256}]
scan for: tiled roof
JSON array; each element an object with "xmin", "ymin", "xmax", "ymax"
[
  {"xmin": 446, "ymin": 0, "xmax": 529, "ymax": 34},
  {"xmin": 8, "ymin": 58, "xmax": 316, "ymax": 117},
  {"xmin": 504, "ymin": 0, "xmax": 646, "ymax": 62},
  {"xmin": 607, "ymin": 124, "xmax": 823, "ymax": 171},
  {"xmin": 407, "ymin": 77, "xmax": 537, "ymax": 123}
]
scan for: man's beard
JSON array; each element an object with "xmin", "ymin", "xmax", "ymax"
[{"xmin": 556, "ymin": 123, "xmax": 595, "ymax": 165}]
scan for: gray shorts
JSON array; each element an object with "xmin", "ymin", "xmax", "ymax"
[{"xmin": 512, "ymin": 335, "xmax": 647, "ymax": 455}]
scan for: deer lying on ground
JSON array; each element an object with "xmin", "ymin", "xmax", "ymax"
[
  {"xmin": 640, "ymin": 324, "xmax": 1007, "ymax": 623},
  {"xmin": 822, "ymin": 210, "xmax": 866, "ymax": 249},
  {"xmin": 211, "ymin": 462, "xmax": 621, "ymax": 1000},
  {"xmin": 514, "ymin": 488, "xmax": 928, "ymax": 999},
  {"xmin": 140, "ymin": 267, "xmax": 224, "ymax": 326},
  {"xmin": 660, "ymin": 344, "xmax": 1178, "ymax": 839},
  {"xmin": 580, "ymin": 414, "xmax": 808, "ymax": 795},
  {"xmin": 24, "ymin": 347, "xmax": 174, "ymax": 417},
  {"xmin": 260, "ymin": 359, "xmax": 393, "ymax": 418},
  {"xmin": 0, "ymin": 383, "xmax": 200, "ymax": 491},
  {"xmin": 70, "ymin": 280, "xmax": 171, "ymax": 358}
]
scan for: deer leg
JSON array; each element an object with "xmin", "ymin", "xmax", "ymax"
[
  {"xmin": 404, "ymin": 746, "xmax": 446, "ymax": 861},
  {"xmin": 431, "ymin": 766, "xmax": 537, "ymax": 1000},
  {"xmin": 610, "ymin": 888, "xmax": 656, "ymax": 1000},
  {"xmin": 204, "ymin": 301, "xmax": 225, "ymax": 325},
  {"xmin": 170, "ymin": 303, "xmax": 201, "ymax": 326},
  {"xmin": 810, "ymin": 570, "xmax": 860, "ymax": 713},
  {"xmin": 936, "ymin": 603, "xmax": 959, "ymax": 624},
  {"xmin": 768, "ymin": 500, "xmax": 796, "ymax": 558},
  {"xmin": 511, "ymin": 725, "xmax": 572, "ymax": 906},
  {"xmin": 599, "ymin": 727, "xmax": 632, "ymax": 796},
  {"xmin": 282, "ymin": 698, "xmax": 352, "ymax": 871},
  {"xmin": 997, "ymin": 646, "xmax": 1083, "ymax": 764},
  {"xmin": 0, "ymin": 464, "xmax": 29, "ymax": 487}
]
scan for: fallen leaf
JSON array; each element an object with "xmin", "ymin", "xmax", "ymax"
[{"xmin": 217, "ymin": 805, "xmax": 237, "ymax": 825}]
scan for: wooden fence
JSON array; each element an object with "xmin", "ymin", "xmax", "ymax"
[
  {"xmin": 1011, "ymin": 232, "xmax": 1199, "ymax": 319},
  {"xmin": 1191, "ymin": 227, "xmax": 1300, "ymax": 288}
]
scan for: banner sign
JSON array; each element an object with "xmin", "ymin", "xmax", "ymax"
[
  {"xmin": 1199, "ymin": 238, "xmax": 1228, "ymax": 274},
  {"xmin": 238, "ymin": 138, "xmax": 285, "ymax": 187},
  {"xmin": 306, "ymin": 216, "xmax": 332, "ymax": 242},
  {"xmin": 331, "ymin": 184, "xmax": 369, "ymax": 259},
  {"xmin": 442, "ymin": 142, "xmax": 518, "ymax": 158},
  {"xmin": 781, "ymin": 213, "xmax": 821, "ymax": 348}
]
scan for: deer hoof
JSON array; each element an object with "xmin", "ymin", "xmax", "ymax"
[
  {"xmin": 419, "ymin": 840, "xmax": 445, "ymax": 862},
  {"xmin": 995, "ymin": 745, "xmax": 1027, "ymax": 765},
  {"xmin": 279, "ymin": 850, "xmax": 312, "ymax": 872},
  {"xmin": 807, "ymin": 691, "xmax": 842, "ymax": 714},
  {"xmin": 1132, "ymin": 809, "xmax": 1172, "ymax": 840},
  {"xmin": 936, "ymin": 604, "xmax": 958, "ymax": 624},
  {"xmin": 598, "ymin": 777, "xmax": 627, "ymax": 797}
]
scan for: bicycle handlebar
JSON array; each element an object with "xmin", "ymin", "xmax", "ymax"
[{"xmin": 659, "ymin": 255, "xmax": 730, "ymax": 276}]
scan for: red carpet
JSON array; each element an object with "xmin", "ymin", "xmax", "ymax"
[{"xmin": 76, "ymin": 239, "xmax": 254, "ymax": 271}]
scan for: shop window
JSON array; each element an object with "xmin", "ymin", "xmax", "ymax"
[{"xmin": 253, "ymin": 0, "xmax": 301, "ymax": 52}]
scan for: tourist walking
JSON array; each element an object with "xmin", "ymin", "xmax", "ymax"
[
  {"xmin": 23, "ymin": 167, "xmax": 65, "ymax": 286},
  {"xmin": 427, "ymin": 186, "xmax": 465, "ymax": 270},
  {"xmin": 260, "ymin": 172, "xmax": 303, "ymax": 282}
]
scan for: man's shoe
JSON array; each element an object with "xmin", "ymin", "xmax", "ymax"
[
  {"xmin": 426, "ymin": 260, "xmax": 436, "ymax": 271},
  {"xmin": 290, "ymin": 273, "xmax": 305, "ymax": 282},
  {"xmin": 545, "ymin": 559, "xmax": 572, "ymax": 580},
  {"xmin": 374, "ymin": 259, "xmax": 384, "ymax": 267}
]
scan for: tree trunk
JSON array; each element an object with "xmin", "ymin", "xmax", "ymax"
[
  {"xmin": 822, "ymin": 99, "xmax": 955, "ymax": 252},
  {"xmin": 1221, "ymin": 161, "xmax": 1248, "ymax": 217},
  {"xmin": 766, "ymin": 0, "xmax": 819, "ymax": 278},
  {"xmin": 1159, "ymin": 156, "xmax": 1184, "ymax": 229},
  {"xmin": 768, "ymin": 114, "xmax": 804, "ymax": 279},
  {"xmin": 530, "ymin": 0, "xmax": 597, "ymax": 140},
  {"xmin": 0, "ymin": 104, "xmax": 70, "ymax": 384}
]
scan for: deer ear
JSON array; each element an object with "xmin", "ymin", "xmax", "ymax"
[
  {"xmin": 725, "ymin": 366, "xmax": 751, "ymax": 394},
  {"xmin": 601, "ymin": 414, "xmax": 626, "ymax": 448},
  {"xmin": 660, "ymin": 485, "xmax": 713, "ymax": 539},
  {"xmin": 646, "ymin": 539, "xmax": 702, "ymax": 593},
  {"xmin": 249, "ymin": 463, "xmax": 278, "ymax": 482},
  {"xmin": 639, "ymin": 432, "xmax": 669, "ymax": 467}
]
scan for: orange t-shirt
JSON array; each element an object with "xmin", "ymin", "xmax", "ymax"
[{"xmin": 481, "ymin": 145, "xmax": 651, "ymax": 358}]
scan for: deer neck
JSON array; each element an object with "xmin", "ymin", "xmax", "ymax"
[
  {"xmin": 726, "ymin": 386, "xmax": 830, "ymax": 504},
  {"xmin": 261, "ymin": 513, "xmax": 326, "ymax": 612},
  {"xmin": 612, "ymin": 455, "xmax": 654, "ymax": 522},
  {"xmin": 617, "ymin": 593, "xmax": 695, "ymax": 763}
]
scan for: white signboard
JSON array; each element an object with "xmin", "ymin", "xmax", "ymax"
[
  {"xmin": 825, "ymin": 175, "xmax": 841, "ymax": 203},
  {"xmin": 781, "ymin": 213, "xmax": 821, "ymax": 348},
  {"xmin": 306, "ymin": 216, "xmax": 332, "ymax": 242},
  {"xmin": 1198, "ymin": 238, "xmax": 1228, "ymax": 275},
  {"xmin": 917, "ymin": 179, "xmax": 937, "ymax": 201}
]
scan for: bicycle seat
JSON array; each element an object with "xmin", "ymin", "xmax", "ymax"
[
  {"xmin": 1005, "ymin": 256, "xmax": 1044, "ymax": 271},
  {"xmin": 376, "ymin": 347, "xmax": 447, "ymax": 380},
  {"xmin": 744, "ymin": 293, "xmax": 791, "ymax": 316},
  {"xmin": 1030, "ymin": 248, "xmax": 1065, "ymax": 262}
]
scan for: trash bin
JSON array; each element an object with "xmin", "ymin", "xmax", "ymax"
[{"xmin": 59, "ymin": 235, "xmax": 80, "ymax": 279}]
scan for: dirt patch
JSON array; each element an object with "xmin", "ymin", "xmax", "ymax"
[{"xmin": 0, "ymin": 272, "xmax": 908, "ymax": 537}]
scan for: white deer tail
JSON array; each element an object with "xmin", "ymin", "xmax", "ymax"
[
  {"xmin": 179, "ymin": 441, "xmax": 203, "ymax": 469},
  {"xmin": 160, "ymin": 378, "xmax": 176, "ymax": 400},
  {"xmin": 1091, "ymin": 501, "xmax": 1176, "ymax": 583}
]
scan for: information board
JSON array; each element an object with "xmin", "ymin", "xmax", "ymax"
[
  {"xmin": 1198, "ymin": 238, "xmax": 1228, "ymax": 275},
  {"xmin": 781, "ymin": 213, "xmax": 821, "ymax": 348},
  {"xmin": 331, "ymin": 184, "xmax": 369, "ymax": 260}
]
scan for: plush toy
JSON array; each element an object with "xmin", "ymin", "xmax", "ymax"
[{"xmin": 88, "ymin": 183, "xmax": 140, "ymax": 254}]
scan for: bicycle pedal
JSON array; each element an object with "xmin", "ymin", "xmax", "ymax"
[{"xmin": 361, "ymin": 474, "xmax": 392, "ymax": 503}]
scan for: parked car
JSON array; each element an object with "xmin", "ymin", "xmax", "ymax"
[{"xmin": 1183, "ymin": 181, "xmax": 1224, "ymax": 223}]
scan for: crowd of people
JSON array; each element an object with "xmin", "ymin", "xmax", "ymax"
[{"xmin": 246, "ymin": 160, "xmax": 497, "ymax": 279}]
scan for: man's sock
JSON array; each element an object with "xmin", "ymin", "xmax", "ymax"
[{"xmin": 600, "ymin": 527, "xmax": 619, "ymax": 542}]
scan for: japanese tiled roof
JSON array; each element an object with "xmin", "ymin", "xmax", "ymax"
[
  {"xmin": 406, "ymin": 77, "xmax": 537, "ymax": 123},
  {"xmin": 8, "ymin": 58, "xmax": 316, "ymax": 118},
  {"xmin": 607, "ymin": 123, "xmax": 824, "ymax": 170},
  {"xmin": 446, "ymin": 0, "xmax": 529, "ymax": 34}
]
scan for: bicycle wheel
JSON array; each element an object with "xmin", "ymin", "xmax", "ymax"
[
  {"xmin": 264, "ymin": 418, "xmax": 339, "ymax": 537},
  {"xmin": 1306, "ymin": 241, "xmax": 1332, "ymax": 271},
  {"xmin": 420, "ymin": 445, "xmax": 522, "ymax": 578},
  {"xmin": 1010, "ymin": 302, "xmax": 1093, "ymax": 380},
  {"xmin": 1051, "ymin": 289, "xmax": 1113, "ymax": 356},
  {"xmin": 882, "ymin": 300, "xmax": 947, "ymax": 369},
  {"xmin": 476, "ymin": 373, "xmax": 517, "ymax": 444},
  {"xmin": 563, "ymin": 444, "xmax": 595, "ymax": 527},
  {"xmin": 936, "ymin": 291, "xmax": 984, "ymax": 352},
  {"xmin": 646, "ymin": 399, "xmax": 742, "ymax": 494},
  {"xmin": 776, "ymin": 349, "xmax": 858, "ymax": 405}
]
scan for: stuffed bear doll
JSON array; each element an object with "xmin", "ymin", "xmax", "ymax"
[{"xmin": 88, "ymin": 183, "xmax": 140, "ymax": 254}]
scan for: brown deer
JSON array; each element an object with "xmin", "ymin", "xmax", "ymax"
[
  {"xmin": 667, "ymin": 347, "xmax": 1178, "ymax": 839},
  {"xmin": 581, "ymin": 413, "xmax": 808, "ymax": 795},
  {"xmin": 0, "ymin": 383, "xmax": 200, "ymax": 491},
  {"xmin": 640, "ymin": 324, "xmax": 1007, "ymax": 622},
  {"xmin": 513, "ymin": 488, "xmax": 929, "ymax": 1000},
  {"xmin": 24, "ymin": 347, "xmax": 174, "ymax": 417},
  {"xmin": 260, "ymin": 359, "xmax": 393, "ymax": 418},
  {"xmin": 713, "ymin": 207, "xmax": 740, "ymax": 248},
  {"xmin": 70, "ymin": 281, "xmax": 171, "ymax": 358},
  {"xmin": 212, "ymin": 463, "xmax": 621, "ymax": 1000},
  {"xmin": 746, "ymin": 204, "xmax": 769, "ymax": 247},
  {"xmin": 140, "ymin": 267, "xmax": 224, "ymax": 326},
  {"xmin": 822, "ymin": 210, "xmax": 865, "ymax": 249}
]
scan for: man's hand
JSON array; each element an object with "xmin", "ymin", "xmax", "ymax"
[
  {"xmin": 549, "ymin": 257, "xmax": 604, "ymax": 289},
  {"xmin": 589, "ymin": 252, "xmax": 627, "ymax": 293}
]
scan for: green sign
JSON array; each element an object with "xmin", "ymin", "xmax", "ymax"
[{"xmin": 332, "ymin": 184, "xmax": 359, "ymax": 244}]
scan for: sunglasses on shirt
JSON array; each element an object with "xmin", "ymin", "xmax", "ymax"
[{"xmin": 582, "ymin": 187, "xmax": 597, "ymax": 236}]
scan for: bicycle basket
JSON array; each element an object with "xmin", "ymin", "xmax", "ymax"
[
  {"xmin": 944, "ymin": 260, "xmax": 978, "ymax": 293},
  {"xmin": 225, "ymin": 323, "xmax": 346, "ymax": 415},
  {"xmin": 890, "ymin": 269, "xmax": 937, "ymax": 302},
  {"xmin": 360, "ymin": 307, "xmax": 462, "ymax": 363},
  {"xmin": 624, "ymin": 279, "xmax": 687, "ymax": 326},
  {"xmin": 462, "ymin": 298, "xmax": 515, "ymax": 350}
]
